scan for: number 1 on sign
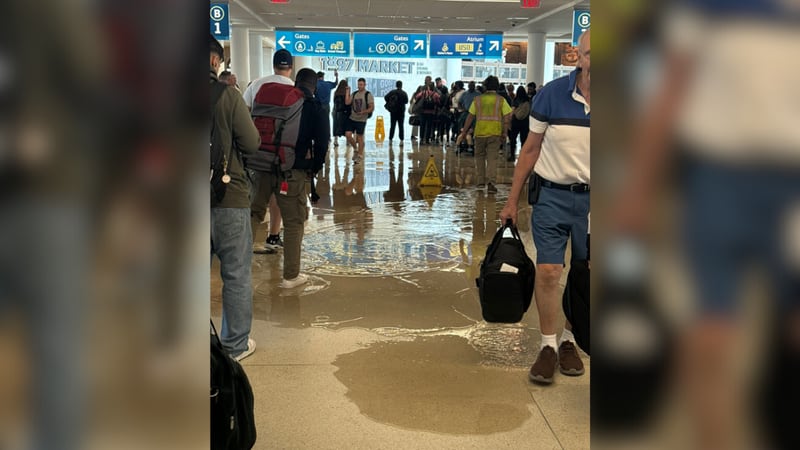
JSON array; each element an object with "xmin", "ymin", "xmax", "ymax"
[{"xmin": 214, "ymin": 22, "xmax": 221, "ymax": 35}]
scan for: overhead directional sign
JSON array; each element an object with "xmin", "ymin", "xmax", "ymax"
[
  {"xmin": 353, "ymin": 33, "xmax": 427, "ymax": 58},
  {"xmin": 572, "ymin": 10, "xmax": 591, "ymax": 45},
  {"xmin": 210, "ymin": 3, "xmax": 230, "ymax": 41},
  {"xmin": 276, "ymin": 30, "xmax": 350, "ymax": 57},
  {"xmin": 429, "ymin": 34, "xmax": 503, "ymax": 59}
]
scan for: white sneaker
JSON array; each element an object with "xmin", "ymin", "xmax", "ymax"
[
  {"xmin": 234, "ymin": 338, "xmax": 256, "ymax": 362},
  {"xmin": 280, "ymin": 273, "xmax": 309, "ymax": 289}
]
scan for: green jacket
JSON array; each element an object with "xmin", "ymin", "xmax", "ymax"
[{"xmin": 211, "ymin": 71, "xmax": 260, "ymax": 208}]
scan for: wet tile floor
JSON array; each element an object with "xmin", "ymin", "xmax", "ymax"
[{"xmin": 212, "ymin": 138, "xmax": 589, "ymax": 449}]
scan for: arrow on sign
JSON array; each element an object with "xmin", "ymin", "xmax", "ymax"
[
  {"xmin": 489, "ymin": 40, "xmax": 499, "ymax": 52},
  {"xmin": 414, "ymin": 40, "xmax": 424, "ymax": 51},
  {"xmin": 278, "ymin": 35, "xmax": 290, "ymax": 49}
]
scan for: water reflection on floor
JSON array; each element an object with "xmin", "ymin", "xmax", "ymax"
[{"xmin": 213, "ymin": 140, "xmax": 588, "ymax": 444}]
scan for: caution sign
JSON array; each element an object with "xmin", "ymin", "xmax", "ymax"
[
  {"xmin": 374, "ymin": 115, "xmax": 385, "ymax": 144},
  {"xmin": 419, "ymin": 155, "xmax": 442, "ymax": 187},
  {"xmin": 418, "ymin": 185, "xmax": 442, "ymax": 207}
]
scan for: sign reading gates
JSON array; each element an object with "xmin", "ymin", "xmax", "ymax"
[
  {"xmin": 276, "ymin": 30, "xmax": 350, "ymax": 56},
  {"xmin": 353, "ymin": 33, "xmax": 427, "ymax": 58},
  {"xmin": 429, "ymin": 34, "xmax": 503, "ymax": 59},
  {"xmin": 572, "ymin": 10, "xmax": 590, "ymax": 46},
  {"xmin": 210, "ymin": 3, "xmax": 230, "ymax": 41}
]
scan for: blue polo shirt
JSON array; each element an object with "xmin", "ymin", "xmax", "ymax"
[
  {"xmin": 530, "ymin": 68, "xmax": 590, "ymax": 185},
  {"xmin": 315, "ymin": 79, "xmax": 337, "ymax": 105}
]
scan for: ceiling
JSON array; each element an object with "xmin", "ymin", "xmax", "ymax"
[{"xmin": 228, "ymin": 0, "xmax": 591, "ymax": 43}]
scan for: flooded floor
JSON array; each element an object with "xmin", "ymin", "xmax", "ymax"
[{"xmin": 211, "ymin": 137, "xmax": 589, "ymax": 449}]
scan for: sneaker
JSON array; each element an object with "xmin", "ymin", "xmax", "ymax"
[
  {"xmin": 234, "ymin": 338, "xmax": 256, "ymax": 362},
  {"xmin": 529, "ymin": 346, "xmax": 558, "ymax": 384},
  {"xmin": 558, "ymin": 341, "xmax": 585, "ymax": 376},
  {"xmin": 280, "ymin": 273, "xmax": 308, "ymax": 289},
  {"xmin": 253, "ymin": 245, "xmax": 277, "ymax": 255},
  {"xmin": 265, "ymin": 234, "xmax": 283, "ymax": 251},
  {"xmin": 487, "ymin": 183, "xmax": 497, "ymax": 193}
]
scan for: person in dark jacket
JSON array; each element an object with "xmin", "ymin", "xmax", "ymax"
[
  {"xmin": 210, "ymin": 36, "xmax": 261, "ymax": 361},
  {"xmin": 332, "ymin": 80, "xmax": 349, "ymax": 147},
  {"xmin": 508, "ymin": 85, "xmax": 531, "ymax": 161},
  {"xmin": 384, "ymin": 80, "xmax": 409, "ymax": 144}
]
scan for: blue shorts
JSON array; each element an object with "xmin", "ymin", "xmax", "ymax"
[
  {"xmin": 531, "ymin": 186, "xmax": 590, "ymax": 264},
  {"xmin": 682, "ymin": 159, "xmax": 800, "ymax": 315}
]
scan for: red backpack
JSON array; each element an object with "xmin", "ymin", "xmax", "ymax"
[{"xmin": 250, "ymin": 82, "xmax": 305, "ymax": 172}]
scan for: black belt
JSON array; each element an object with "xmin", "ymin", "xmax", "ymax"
[{"xmin": 540, "ymin": 178, "xmax": 590, "ymax": 192}]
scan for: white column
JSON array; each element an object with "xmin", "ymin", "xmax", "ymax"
[
  {"xmin": 526, "ymin": 32, "xmax": 546, "ymax": 86},
  {"xmin": 248, "ymin": 32, "xmax": 264, "ymax": 82},
  {"xmin": 446, "ymin": 59, "xmax": 462, "ymax": 86},
  {"xmin": 294, "ymin": 56, "xmax": 314, "ymax": 72},
  {"xmin": 263, "ymin": 46, "xmax": 274, "ymax": 76},
  {"xmin": 230, "ymin": 26, "xmax": 250, "ymax": 87}
]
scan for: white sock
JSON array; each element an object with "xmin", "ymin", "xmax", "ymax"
[
  {"xmin": 560, "ymin": 328, "xmax": 575, "ymax": 346},
  {"xmin": 540, "ymin": 333, "xmax": 557, "ymax": 350}
]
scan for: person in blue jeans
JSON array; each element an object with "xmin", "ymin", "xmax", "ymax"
[{"xmin": 210, "ymin": 36, "xmax": 261, "ymax": 361}]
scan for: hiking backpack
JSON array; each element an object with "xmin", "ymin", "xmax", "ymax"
[
  {"xmin": 210, "ymin": 320, "xmax": 257, "ymax": 450},
  {"xmin": 250, "ymin": 82, "xmax": 305, "ymax": 173},
  {"xmin": 210, "ymin": 81, "xmax": 230, "ymax": 206},
  {"xmin": 476, "ymin": 221, "xmax": 536, "ymax": 323}
]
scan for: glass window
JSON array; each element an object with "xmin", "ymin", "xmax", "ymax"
[{"xmin": 462, "ymin": 65, "xmax": 474, "ymax": 78}]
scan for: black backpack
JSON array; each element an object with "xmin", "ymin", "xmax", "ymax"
[
  {"xmin": 384, "ymin": 90, "xmax": 398, "ymax": 112},
  {"xmin": 210, "ymin": 81, "xmax": 230, "ymax": 206},
  {"xmin": 211, "ymin": 320, "xmax": 257, "ymax": 450},
  {"xmin": 476, "ymin": 222, "xmax": 536, "ymax": 323},
  {"xmin": 562, "ymin": 259, "xmax": 590, "ymax": 355}
]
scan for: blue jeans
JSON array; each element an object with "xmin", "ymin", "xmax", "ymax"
[{"xmin": 211, "ymin": 207, "xmax": 253, "ymax": 354}]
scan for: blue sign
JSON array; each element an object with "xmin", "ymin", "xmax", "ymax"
[
  {"xmin": 572, "ymin": 10, "xmax": 590, "ymax": 45},
  {"xmin": 276, "ymin": 30, "xmax": 351, "ymax": 57},
  {"xmin": 210, "ymin": 3, "xmax": 230, "ymax": 41},
  {"xmin": 429, "ymin": 34, "xmax": 503, "ymax": 59},
  {"xmin": 353, "ymin": 33, "xmax": 427, "ymax": 58}
]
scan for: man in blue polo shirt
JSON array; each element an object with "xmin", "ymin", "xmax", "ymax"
[
  {"xmin": 315, "ymin": 70, "xmax": 338, "ymax": 116},
  {"xmin": 500, "ymin": 30, "xmax": 590, "ymax": 385}
]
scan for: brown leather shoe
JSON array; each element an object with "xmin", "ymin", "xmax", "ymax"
[
  {"xmin": 529, "ymin": 346, "xmax": 557, "ymax": 384},
  {"xmin": 558, "ymin": 341, "xmax": 585, "ymax": 376}
]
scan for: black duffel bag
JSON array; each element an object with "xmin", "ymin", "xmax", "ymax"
[{"xmin": 476, "ymin": 221, "xmax": 535, "ymax": 323}]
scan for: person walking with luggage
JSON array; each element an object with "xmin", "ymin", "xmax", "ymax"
[
  {"xmin": 499, "ymin": 30, "xmax": 590, "ymax": 384},
  {"xmin": 210, "ymin": 36, "xmax": 261, "ymax": 361},
  {"xmin": 458, "ymin": 75, "xmax": 512, "ymax": 194}
]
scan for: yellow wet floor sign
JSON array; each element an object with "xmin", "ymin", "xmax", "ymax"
[
  {"xmin": 419, "ymin": 185, "xmax": 442, "ymax": 207},
  {"xmin": 419, "ymin": 155, "xmax": 442, "ymax": 187},
  {"xmin": 374, "ymin": 115, "xmax": 385, "ymax": 144}
]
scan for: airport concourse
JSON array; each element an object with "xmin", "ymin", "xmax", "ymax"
[{"xmin": 211, "ymin": 1, "xmax": 590, "ymax": 448}]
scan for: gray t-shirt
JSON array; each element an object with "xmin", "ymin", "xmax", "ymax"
[{"xmin": 349, "ymin": 90, "xmax": 373, "ymax": 123}]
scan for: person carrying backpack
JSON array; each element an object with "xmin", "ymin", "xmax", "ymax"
[
  {"xmin": 344, "ymin": 77, "xmax": 374, "ymax": 162},
  {"xmin": 384, "ymin": 80, "xmax": 408, "ymax": 144},
  {"xmin": 249, "ymin": 68, "xmax": 329, "ymax": 289},
  {"xmin": 210, "ymin": 35, "xmax": 261, "ymax": 361},
  {"xmin": 414, "ymin": 81, "xmax": 440, "ymax": 145}
]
